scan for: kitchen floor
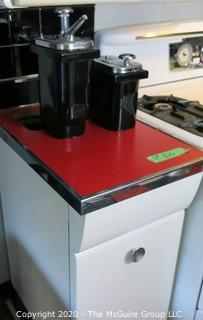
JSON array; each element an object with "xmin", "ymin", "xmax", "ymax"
[
  {"xmin": 0, "ymin": 282, "xmax": 26, "ymax": 320},
  {"xmin": 0, "ymin": 300, "xmax": 14, "ymax": 320}
]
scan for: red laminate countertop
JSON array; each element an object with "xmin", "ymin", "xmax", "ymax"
[{"xmin": 0, "ymin": 105, "xmax": 203, "ymax": 198}]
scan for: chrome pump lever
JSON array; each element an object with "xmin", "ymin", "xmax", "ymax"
[{"xmin": 66, "ymin": 15, "xmax": 88, "ymax": 41}]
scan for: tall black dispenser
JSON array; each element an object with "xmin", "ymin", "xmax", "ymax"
[
  {"xmin": 32, "ymin": 7, "xmax": 99, "ymax": 138},
  {"xmin": 89, "ymin": 54, "xmax": 148, "ymax": 131}
]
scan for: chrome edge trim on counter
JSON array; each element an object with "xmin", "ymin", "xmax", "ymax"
[
  {"xmin": 81, "ymin": 162, "xmax": 203, "ymax": 213},
  {"xmin": 0, "ymin": 126, "xmax": 202, "ymax": 215}
]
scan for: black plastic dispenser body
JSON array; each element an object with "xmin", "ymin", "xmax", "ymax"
[{"xmin": 89, "ymin": 55, "xmax": 148, "ymax": 131}]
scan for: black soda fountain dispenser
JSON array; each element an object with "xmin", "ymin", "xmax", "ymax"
[
  {"xmin": 32, "ymin": 7, "xmax": 99, "ymax": 138},
  {"xmin": 89, "ymin": 54, "xmax": 148, "ymax": 131}
]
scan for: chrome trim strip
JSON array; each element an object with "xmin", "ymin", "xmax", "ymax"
[
  {"xmin": 0, "ymin": 43, "xmax": 30, "ymax": 48},
  {"xmin": 81, "ymin": 161, "xmax": 203, "ymax": 213},
  {"xmin": 0, "ymin": 126, "xmax": 202, "ymax": 215},
  {"xmin": 0, "ymin": 74, "xmax": 38, "ymax": 83},
  {"xmin": 136, "ymin": 31, "xmax": 203, "ymax": 40}
]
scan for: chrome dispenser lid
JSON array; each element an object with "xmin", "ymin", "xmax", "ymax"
[
  {"xmin": 94, "ymin": 54, "xmax": 143, "ymax": 74},
  {"xmin": 35, "ymin": 7, "xmax": 94, "ymax": 51},
  {"xmin": 35, "ymin": 37, "xmax": 94, "ymax": 51}
]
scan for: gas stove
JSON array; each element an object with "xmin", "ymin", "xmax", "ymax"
[
  {"xmin": 135, "ymin": 68, "xmax": 203, "ymax": 150},
  {"xmin": 138, "ymin": 95, "xmax": 203, "ymax": 136},
  {"xmin": 96, "ymin": 20, "xmax": 203, "ymax": 320},
  {"xmin": 96, "ymin": 20, "xmax": 203, "ymax": 149},
  {"xmin": 137, "ymin": 91, "xmax": 203, "ymax": 149}
]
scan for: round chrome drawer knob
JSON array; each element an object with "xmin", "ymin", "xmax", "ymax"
[{"xmin": 131, "ymin": 247, "xmax": 146, "ymax": 263}]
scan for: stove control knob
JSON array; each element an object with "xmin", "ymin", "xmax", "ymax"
[
  {"xmin": 176, "ymin": 43, "xmax": 193, "ymax": 67},
  {"xmin": 119, "ymin": 53, "xmax": 136, "ymax": 67}
]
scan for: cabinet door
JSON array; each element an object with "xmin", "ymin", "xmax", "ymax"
[
  {"xmin": 71, "ymin": 211, "xmax": 184, "ymax": 319},
  {"xmin": 195, "ymin": 310, "xmax": 203, "ymax": 320},
  {"xmin": 198, "ymin": 284, "xmax": 203, "ymax": 310}
]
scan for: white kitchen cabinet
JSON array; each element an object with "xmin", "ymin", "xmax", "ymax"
[
  {"xmin": 0, "ymin": 145, "xmax": 10, "ymax": 284},
  {"xmin": 0, "ymin": 201, "xmax": 9, "ymax": 284},
  {"xmin": 195, "ymin": 284, "xmax": 203, "ymax": 319},
  {"xmin": 0, "ymin": 138, "xmax": 70, "ymax": 315},
  {"xmin": 71, "ymin": 211, "xmax": 184, "ymax": 319},
  {"xmin": 1, "ymin": 137, "xmax": 202, "ymax": 319},
  {"xmin": 195, "ymin": 311, "xmax": 203, "ymax": 320},
  {"xmin": 199, "ymin": 286, "xmax": 203, "ymax": 310}
]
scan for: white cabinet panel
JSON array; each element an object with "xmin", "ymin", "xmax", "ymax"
[
  {"xmin": 198, "ymin": 284, "xmax": 203, "ymax": 310},
  {"xmin": 195, "ymin": 310, "xmax": 203, "ymax": 320},
  {"xmin": 0, "ymin": 139, "xmax": 70, "ymax": 313},
  {"xmin": 71, "ymin": 211, "xmax": 184, "ymax": 319},
  {"xmin": 0, "ymin": 200, "xmax": 9, "ymax": 284},
  {"xmin": 0, "ymin": 142, "xmax": 10, "ymax": 284}
]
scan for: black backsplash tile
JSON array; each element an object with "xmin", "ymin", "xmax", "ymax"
[
  {"xmin": 0, "ymin": 10, "xmax": 11, "ymax": 45},
  {"xmin": 13, "ymin": 44, "xmax": 38, "ymax": 77},
  {"xmin": 0, "ymin": 5, "xmax": 95, "ymax": 108},
  {"xmin": 0, "ymin": 78, "xmax": 39, "ymax": 108},
  {"xmin": 40, "ymin": 7, "xmax": 60, "ymax": 36},
  {"xmin": 0, "ymin": 47, "xmax": 14, "ymax": 78},
  {"xmin": 10, "ymin": 8, "xmax": 40, "ymax": 43}
]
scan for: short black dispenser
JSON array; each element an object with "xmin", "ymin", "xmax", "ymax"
[
  {"xmin": 89, "ymin": 54, "xmax": 148, "ymax": 131},
  {"xmin": 32, "ymin": 7, "xmax": 99, "ymax": 138}
]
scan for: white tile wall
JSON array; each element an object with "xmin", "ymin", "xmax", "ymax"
[{"xmin": 95, "ymin": 1, "xmax": 203, "ymax": 30}]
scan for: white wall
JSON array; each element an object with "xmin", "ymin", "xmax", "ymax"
[{"xmin": 95, "ymin": 1, "xmax": 203, "ymax": 30}]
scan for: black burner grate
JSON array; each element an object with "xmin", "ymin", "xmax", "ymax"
[{"xmin": 138, "ymin": 95, "xmax": 203, "ymax": 137}]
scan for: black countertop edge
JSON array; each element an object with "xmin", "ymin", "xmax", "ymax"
[{"xmin": 0, "ymin": 126, "xmax": 203, "ymax": 215}]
